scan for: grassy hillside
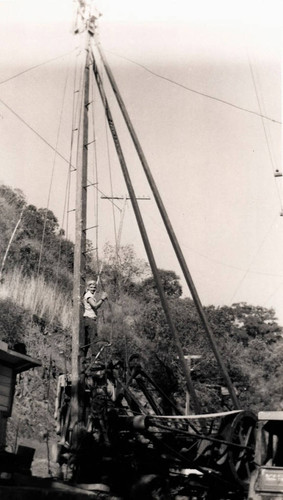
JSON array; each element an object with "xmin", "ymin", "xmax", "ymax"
[
  {"xmin": 0, "ymin": 268, "xmax": 72, "ymax": 332},
  {"xmin": 0, "ymin": 272, "xmax": 72, "ymax": 475},
  {"xmin": 1, "ymin": 183, "xmax": 283, "ymax": 478},
  {"xmin": 0, "ymin": 185, "xmax": 74, "ymax": 473}
]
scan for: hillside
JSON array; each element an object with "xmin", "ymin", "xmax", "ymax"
[
  {"xmin": 1, "ymin": 183, "xmax": 283, "ymax": 477},
  {"xmin": 0, "ymin": 185, "xmax": 74, "ymax": 474}
]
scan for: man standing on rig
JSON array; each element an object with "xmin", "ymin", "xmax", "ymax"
[{"xmin": 83, "ymin": 279, "xmax": 107, "ymax": 357}]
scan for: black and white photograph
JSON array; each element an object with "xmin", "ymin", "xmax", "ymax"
[{"xmin": 0, "ymin": 1, "xmax": 282, "ymax": 498}]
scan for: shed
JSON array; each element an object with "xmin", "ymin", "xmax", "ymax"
[{"xmin": 0, "ymin": 340, "xmax": 41, "ymax": 448}]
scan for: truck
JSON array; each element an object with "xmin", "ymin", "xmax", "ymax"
[{"xmin": 248, "ymin": 411, "xmax": 283, "ymax": 500}]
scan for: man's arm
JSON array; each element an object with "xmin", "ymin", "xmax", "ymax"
[{"xmin": 87, "ymin": 292, "xmax": 108, "ymax": 312}]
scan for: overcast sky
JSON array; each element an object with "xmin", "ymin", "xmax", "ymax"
[{"xmin": 0, "ymin": 1, "xmax": 282, "ymax": 322}]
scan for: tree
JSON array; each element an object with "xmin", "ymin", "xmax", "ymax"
[
  {"xmin": 100, "ymin": 243, "xmax": 149, "ymax": 296},
  {"xmin": 21, "ymin": 205, "xmax": 59, "ymax": 240},
  {"xmin": 133, "ymin": 296, "xmax": 283, "ymax": 413},
  {"xmin": 0, "ymin": 298, "xmax": 27, "ymax": 348},
  {"xmin": 0, "ymin": 185, "xmax": 74, "ymax": 293},
  {"xmin": 37, "ymin": 208, "xmax": 59, "ymax": 236},
  {"xmin": 0, "ymin": 184, "xmax": 26, "ymax": 210},
  {"xmin": 137, "ymin": 269, "xmax": 182, "ymax": 302},
  {"xmin": 20, "ymin": 205, "xmax": 45, "ymax": 240},
  {"xmin": 230, "ymin": 302, "xmax": 282, "ymax": 343},
  {"xmin": 19, "ymin": 241, "xmax": 41, "ymax": 275}
]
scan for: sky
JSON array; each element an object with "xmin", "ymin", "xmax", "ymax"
[{"xmin": 0, "ymin": 1, "xmax": 282, "ymax": 322}]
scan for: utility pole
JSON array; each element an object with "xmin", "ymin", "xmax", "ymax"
[
  {"xmin": 101, "ymin": 195, "xmax": 150, "ymax": 251},
  {"xmin": 71, "ymin": 39, "xmax": 90, "ymax": 430}
]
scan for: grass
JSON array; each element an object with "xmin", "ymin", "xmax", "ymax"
[{"xmin": 0, "ymin": 267, "xmax": 72, "ymax": 330}]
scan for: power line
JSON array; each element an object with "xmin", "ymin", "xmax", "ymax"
[
  {"xmin": 182, "ymin": 241, "xmax": 283, "ymax": 278},
  {"xmin": 247, "ymin": 52, "xmax": 283, "ymax": 209},
  {"xmin": 230, "ymin": 214, "xmax": 278, "ymax": 303},
  {"xmin": 143, "ymin": 208, "xmax": 283, "ymax": 278},
  {"xmin": 66, "ymin": 48, "xmax": 83, "ymax": 238},
  {"xmin": 226, "ymin": 51, "xmax": 282, "ymax": 302},
  {"xmin": 0, "ymin": 49, "xmax": 78, "ymax": 86},
  {"xmin": 101, "ymin": 63, "xmax": 119, "ymax": 254},
  {"xmin": 0, "ymin": 97, "xmax": 72, "ymax": 166},
  {"xmin": 37, "ymin": 58, "xmax": 71, "ymax": 277},
  {"xmin": 264, "ymin": 281, "xmax": 283, "ymax": 307},
  {"xmin": 105, "ymin": 49, "xmax": 281, "ymax": 125},
  {"xmin": 0, "ymin": 96, "xmax": 120, "ymax": 214},
  {"xmin": 90, "ymin": 70, "xmax": 100, "ymax": 268}
]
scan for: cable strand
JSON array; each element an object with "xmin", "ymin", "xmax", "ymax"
[{"xmin": 105, "ymin": 49, "xmax": 281, "ymax": 125}]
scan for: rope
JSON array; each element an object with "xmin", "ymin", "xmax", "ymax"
[
  {"xmin": 228, "ymin": 41, "xmax": 282, "ymax": 306},
  {"xmin": 149, "ymin": 420, "xmax": 251, "ymax": 451},
  {"xmin": 96, "ymin": 263, "xmax": 103, "ymax": 286},
  {"xmin": 66, "ymin": 48, "xmax": 84, "ymax": 237},
  {"xmin": 101, "ymin": 63, "xmax": 119, "ymax": 255},
  {"xmin": 247, "ymin": 52, "xmax": 283, "ymax": 210},
  {"xmin": 140, "ymin": 205, "xmax": 283, "ymax": 278},
  {"xmin": 0, "ymin": 49, "xmax": 78, "ymax": 86},
  {"xmin": 47, "ymin": 48, "xmax": 84, "ymax": 325},
  {"xmin": 89, "ymin": 64, "xmax": 100, "ymax": 269},
  {"xmin": 98, "ymin": 271, "xmax": 114, "ymax": 345},
  {"xmin": 230, "ymin": 213, "xmax": 278, "ymax": 303},
  {"xmin": 24, "ymin": 52, "xmax": 72, "ymax": 332},
  {"xmin": 36, "ymin": 59, "xmax": 71, "ymax": 278},
  {"xmin": 68, "ymin": 47, "xmax": 122, "ymax": 226},
  {"xmin": 264, "ymin": 279, "xmax": 283, "ymax": 307},
  {"xmin": 0, "ymin": 98, "xmax": 75, "ymax": 168}
]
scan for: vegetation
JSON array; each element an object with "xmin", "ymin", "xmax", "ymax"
[{"xmin": 0, "ymin": 183, "xmax": 283, "ymax": 450}]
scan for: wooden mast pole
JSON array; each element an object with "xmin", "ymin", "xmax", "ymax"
[{"xmin": 71, "ymin": 37, "xmax": 90, "ymax": 429}]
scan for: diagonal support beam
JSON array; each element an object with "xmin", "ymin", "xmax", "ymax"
[
  {"xmin": 91, "ymin": 53, "xmax": 202, "ymax": 416},
  {"xmin": 94, "ymin": 40, "xmax": 240, "ymax": 410}
]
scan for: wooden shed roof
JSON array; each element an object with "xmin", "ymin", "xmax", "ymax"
[{"xmin": 0, "ymin": 341, "xmax": 41, "ymax": 373}]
